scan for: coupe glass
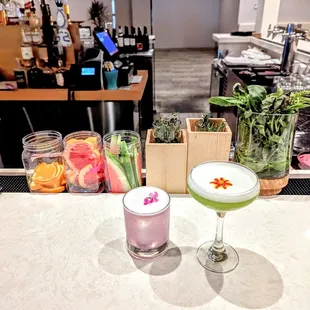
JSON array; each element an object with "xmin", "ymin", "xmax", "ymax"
[{"xmin": 188, "ymin": 161, "xmax": 260, "ymax": 273}]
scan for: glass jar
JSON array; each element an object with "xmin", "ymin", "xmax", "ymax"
[
  {"xmin": 22, "ymin": 130, "xmax": 65, "ymax": 193},
  {"xmin": 103, "ymin": 130, "xmax": 142, "ymax": 193},
  {"xmin": 63, "ymin": 131, "xmax": 105, "ymax": 193},
  {"xmin": 235, "ymin": 111, "xmax": 298, "ymax": 179}
]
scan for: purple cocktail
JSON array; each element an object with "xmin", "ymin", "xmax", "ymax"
[{"xmin": 123, "ymin": 186, "xmax": 170, "ymax": 260}]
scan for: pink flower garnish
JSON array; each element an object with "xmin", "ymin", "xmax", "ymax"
[{"xmin": 144, "ymin": 191, "xmax": 159, "ymax": 205}]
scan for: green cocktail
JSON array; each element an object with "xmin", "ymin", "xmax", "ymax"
[{"xmin": 188, "ymin": 161, "xmax": 260, "ymax": 273}]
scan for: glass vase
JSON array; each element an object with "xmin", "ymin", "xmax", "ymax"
[
  {"xmin": 235, "ymin": 111, "xmax": 298, "ymax": 179},
  {"xmin": 22, "ymin": 130, "xmax": 65, "ymax": 193},
  {"xmin": 63, "ymin": 131, "xmax": 105, "ymax": 193},
  {"xmin": 103, "ymin": 130, "xmax": 142, "ymax": 193}
]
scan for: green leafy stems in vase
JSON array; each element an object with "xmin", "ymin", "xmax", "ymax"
[
  {"xmin": 153, "ymin": 112, "xmax": 182, "ymax": 143},
  {"xmin": 209, "ymin": 84, "xmax": 310, "ymax": 179},
  {"xmin": 195, "ymin": 113, "xmax": 226, "ymax": 132}
]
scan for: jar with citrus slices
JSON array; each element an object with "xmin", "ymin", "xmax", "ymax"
[
  {"xmin": 22, "ymin": 131, "xmax": 66, "ymax": 193},
  {"xmin": 63, "ymin": 131, "xmax": 105, "ymax": 193}
]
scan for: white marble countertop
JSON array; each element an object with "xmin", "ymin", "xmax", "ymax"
[
  {"xmin": 0, "ymin": 193, "xmax": 310, "ymax": 310},
  {"xmin": 213, "ymin": 33, "xmax": 252, "ymax": 43}
]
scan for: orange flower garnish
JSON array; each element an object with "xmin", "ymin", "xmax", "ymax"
[{"xmin": 210, "ymin": 177, "xmax": 233, "ymax": 190}]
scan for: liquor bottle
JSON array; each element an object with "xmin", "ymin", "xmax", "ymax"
[
  {"xmin": 42, "ymin": 61, "xmax": 56, "ymax": 88},
  {"xmin": 112, "ymin": 28, "xmax": 118, "ymax": 47},
  {"xmin": 19, "ymin": 8, "xmax": 32, "ymax": 44},
  {"xmin": 20, "ymin": 42, "xmax": 34, "ymax": 68},
  {"xmin": 124, "ymin": 26, "xmax": 130, "ymax": 54},
  {"xmin": 136, "ymin": 27, "xmax": 143, "ymax": 52},
  {"xmin": 117, "ymin": 26, "xmax": 124, "ymax": 53},
  {"xmin": 143, "ymin": 26, "xmax": 150, "ymax": 52},
  {"xmin": 24, "ymin": 0, "xmax": 32, "ymax": 17},
  {"xmin": 63, "ymin": 0, "xmax": 71, "ymax": 24},
  {"xmin": 5, "ymin": 0, "xmax": 20, "ymax": 25},
  {"xmin": 29, "ymin": 7, "xmax": 42, "ymax": 44},
  {"xmin": 130, "ymin": 26, "xmax": 137, "ymax": 53},
  {"xmin": 40, "ymin": 0, "xmax": 55, "ymax": 65},
  {"xmin": 0, "ymin": 3, "xmax": 7, "ymax": 25},
  {"xmin": 14, "ymin": 58, "xmax": 28, "ymax": 89},
  {"xmin": 27, "ymin": 59, "xmax": 43, "ymax": 88},
  {"xmin": 55, "ymin": 59, "xmax": 68, "ymax": 88}
]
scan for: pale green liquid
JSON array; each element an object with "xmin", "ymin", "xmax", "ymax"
[{"xmin": 188, "ymin": 186, "xmax": 258, "ymax": 212}]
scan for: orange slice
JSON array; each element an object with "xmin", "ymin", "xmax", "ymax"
[
  {"xmin": 66, "ymin": 138, "xmax": 80, "ymax": 145},
  {"xmin": 40, "ymin": 186, "xmax": 65, "ymax": 193},
  {"xmin": 30, "ymin": 181, "xmax": 42, "ymax": 191},
  {"xmin": 32, "ymin": 162, "xmax": 66, "ymax": 188}
]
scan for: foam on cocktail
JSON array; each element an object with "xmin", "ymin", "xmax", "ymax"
[
  {"xmin": 188, "ymin": 162, "xmax": 260, "ymax": 204},
  {"xmin": 123, "ymin": 186, "xmax": 170, "ymax": 215}
]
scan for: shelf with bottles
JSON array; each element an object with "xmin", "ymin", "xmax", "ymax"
[{"xmin": 112, "ymin": 25, "xmax": 151, "ymax": 55}]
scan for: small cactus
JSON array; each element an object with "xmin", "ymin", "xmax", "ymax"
[
  {"xmin": 153, "ymin": 113, "xmax": 182, "ymax": 143},
  {"xmin": 195, "ymin": 113, "xmax": 226, "ymax": 132}
]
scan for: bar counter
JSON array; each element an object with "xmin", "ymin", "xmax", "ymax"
[
  {"xmin": 0, "ymin": 193, "xmax": 309, "ymax": 309},
  {"xmin": 0, "ymin": 70, "xmax": 148, "ymax": 101}
]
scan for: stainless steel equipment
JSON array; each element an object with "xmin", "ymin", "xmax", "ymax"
[{"xmin": 268, "ymin": 24, "xmax": 310, "ymax": 75}]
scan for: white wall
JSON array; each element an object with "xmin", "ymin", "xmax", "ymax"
[
  {"xmin": 219, "ymin": 0, "xmax": 239, "ymax": 33},
  {"xmin": 131, "ymin": 0, "xmax": 151, "ymax": 30},
  {"xmin": 238, "ymin": 0, "xmax": 258, "ymax": 31},
  {"xmin": 40, "ymin": 0, "xmax": 112, "ymax": 23},
  {"xmin": 153, "ymin": 0, "xmax": 220, "ymax": 48},
  {"xmin": 278, "ymin": 0, "xmax": 310, "ymax": 23}
]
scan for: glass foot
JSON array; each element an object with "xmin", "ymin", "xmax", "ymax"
[{"xmin": 197, "ymin": 241, "xmax": 239, "ymax": 274}]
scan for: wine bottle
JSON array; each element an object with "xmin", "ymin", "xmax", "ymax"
[
  {"xmin": 136, "ymin": 27, "xmax": 143, "ymax": 52},
  {"xmin": 14, "ymin": 58, "xmax": 28, "ymax": 89},
  {"xmin": 143, "ymin": 26, "xmax": 150, "ymax": 52},
  {"xmin": 112, "ymin": 28, "xmax": 118, "ymax": 46},
  {"xmin": 124, "ymin": 26, "xmax": 130, "ymax": 54},
  {"xmin": 130, "ymin": 26, "xmax": 137, "ymax": 53},
  {"xmin": 117, "ymin": 26, "xmax": 124, "ymax": 53}
]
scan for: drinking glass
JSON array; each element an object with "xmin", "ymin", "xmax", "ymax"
[
  {"xmin": 188, "ymin": 161, "xmax": 260, "ymax": 273},
  {"xmin": 123, "ymin": 186, "xmax": 170, "ymax": 260}
]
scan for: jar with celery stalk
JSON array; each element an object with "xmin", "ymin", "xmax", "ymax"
[
  {"xmin": 22, "ymin": 130, "xmax": 66, "ymax": 193},
  {"xmin": 63, "ymin": 131, "xmax": 105, "ymax": 193},
  {"xmin": 103, "ymin": 131, "xmax": 142, "ymax": 193},
  {"xmin": 209, "ymin": 84, "xmax": 310, "ymax": 179}
]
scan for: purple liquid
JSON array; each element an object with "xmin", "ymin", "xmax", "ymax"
[{"xmin": 124, "ymin": 207, "xmax": 170, "ymax": 250}]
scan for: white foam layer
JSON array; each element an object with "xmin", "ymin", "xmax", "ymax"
[
  {"xmin": 123, "ymin": 186, "xmax": 170, "ymax": 215},
  {"xmin": 188, "ymin": 162, "xmax": 260, "ymax": 203}
]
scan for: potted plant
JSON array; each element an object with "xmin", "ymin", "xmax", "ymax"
[
  {"xmin": 88, "ymin": 0, "xmax": 109, "ymax": 30},
  {"xmin": 186, "ymin": 113, "xmax": 232, "ymax": 178},
  {"xmin": 146, "ymin": 113, "xmax": 188, "ymax": 194},
  {"xmin": 209, "ymin": 83, "xmax": 310, "ymax": 195}
]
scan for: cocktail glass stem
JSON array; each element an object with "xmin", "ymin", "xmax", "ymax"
[{"xmin": 208, "ymin": 212, "xmax": 228, "ymax": 262}]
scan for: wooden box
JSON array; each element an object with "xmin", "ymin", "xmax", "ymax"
[
  {"xmin": 146, "ymin": 129, "xmax": 188, "ymax": 194},
  {"xmin": 186, "ymin": 118, "xmax": 232, "ymax": 176}
]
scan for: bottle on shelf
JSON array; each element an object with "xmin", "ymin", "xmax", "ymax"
[
  {"xmin": 5, "ymin": 0, "xmax": 20, "ymax": 25},
  {"xmin": 117, "ymin": 26, "xmax": 124, "ymax": 53},
  {"xmin": 42, "ymin": 61, "xmax": 56, "ymax": 88},
  {"xmin": 136, "ymin": 27, "xmax": 143, "ymax": 52},
  {"xmin": 124, "ymin": 26, "xmax": 130, "ymax": 54},
  {"xmin": 24, "ymin": 0, "xmax": 32, "ymax": 17},
  {"xmin": 19, "ymin": 8, "xmax": 32, "ymax": 44},
  {"xmin": 130, "ymin": 26, "xmax": 137, "ymax": 53},
  {"xmin": 112, "ymin": 28, "xmax": 118, "ymax": 47},
  {"xmin": 0, "ymin": 3, "xmax": 7, "ymax": 25},
  {"xmin": 55, "ymin": 59, "xmax": 68, "ymax": 88},
  {"xmin": 20, "ymin": 42, "xmax": 34, "ymax": 68},
  {"xmin": 14, "ymin": 58, "xmax": 28, "ymax": 89},
  {"xmin": 143, "ymin": 26, "xmax": 150, "ymax": 52},
  {"xmin": 63, "ymin": 0, "xmax": 71, "ymax": 25},
  {"xmin": 29, "ymin": 7, "xmax": 42, "ymax": 45},
  {"xmin": 40, "ymin": 0, "xmax": 56, "ymax": 65},
  {"xmin": 27, "ymin": 59, "xmax": 43, "ymax": 88}
]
